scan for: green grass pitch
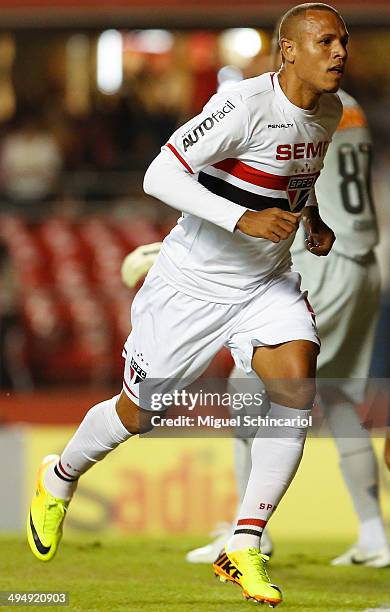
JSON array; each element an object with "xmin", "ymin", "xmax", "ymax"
[{"xmin": 0, "ymin": 535, "xmax": 389, "ymax": 611}]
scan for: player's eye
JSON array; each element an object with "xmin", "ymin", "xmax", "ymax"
[{"xmin": 320, "ymin": 38, "xmax": 332, "ymax": 45}]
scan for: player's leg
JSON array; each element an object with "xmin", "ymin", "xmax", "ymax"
[
  {"xmin": 322, "ymin": 390, "xmax": 390, "ymax": 567},
  {"xmin": 27, "ymin": 272, "xmax": 169, "ymax": 562},
  {"xmin": 44, "ymin": 390, "xmax": 150, "ymax": 499},
  {"xmin": 232, "ymin": 438, "xmax": 275, "ymax": 554},
  {"xmin": 298, "ymin": 251, "xmax": 389, "ymax": 566},
  {"xmin": 186, "ymin": 368, "xmax": 272, "ymax": 563},
  {"xmin": 232, "ymin": 435, "xmax": 275, "ymax": 557},
  {"xmin": 226, "ymin": 339, "xmax": 317, "ymax": 552},
  {"xmin": 186, "ymin": 367, "xmax": 273, "ymax": 562},
  {"xmin": 27, "ymin": 270, "xmax": 228, "ymax": 562},
  {"xmin": 231, "ymin": 369, "xmax": 275, "ymax": 556},
  {"xmin": 27, "ymin": 391, "xmax": 142, "ymax": 562},
  {"xmin": 231, "ymin": 370, "xmax": 272, "ymax": 556},
  {"xmin": 229, "ymin": 369, "xmax": 261, "ymax": 504},
  {"xmin": 213, "ymin": 271, "xmax": 319, "ymax": 606},
  {"xmin": 214, "ymin": 341, "xmax": 317, "ymax": 606},
  {"xmin": 233, "ymin": 438, "xmax": 253, "ymax": 509}
]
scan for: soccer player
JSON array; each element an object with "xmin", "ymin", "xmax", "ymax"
[
  {"xmin": 187, "ymin": 31, "xmax": 390, "ymax": 568},
  {"xmin": 28, "ymin": 4, "xmax": 348, "ymax": 606},
  {"xmin": 221, "ymin": 89, "xmax": 389, "ymax": 569},
  {"xmin": 291, "ymin": 94, "xmax": 388, "ymax": 567},
  {"xmin": 121, "ymin": 83, "xmax": 390, "ymax": 568},
  {"xmin": 123, "ymin": 46, "xmax": 390, "ymax": 570}
]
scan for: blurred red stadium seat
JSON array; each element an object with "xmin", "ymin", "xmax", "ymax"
[{"xmin": 4, "ymin": 212, "xmax": 230, "ymax": 386}]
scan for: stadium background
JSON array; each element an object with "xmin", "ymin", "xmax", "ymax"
[{"xmin": 1, "ymin": 0, "xmax": 390, "ymax": 550}]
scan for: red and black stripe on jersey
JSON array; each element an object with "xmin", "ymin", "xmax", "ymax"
[
  {"xmin": 198, "ymin": 171, "xmax": 296, "ymax": 212},
  {"xmin": 197, "ymin": 157, "xmax": 318, "ymax": 213},
  {"xmin": 166, "ymin": 143, "xmax": 319, "ymax": 214}
]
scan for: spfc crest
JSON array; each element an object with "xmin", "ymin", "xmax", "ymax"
[
  {"xmin": 130, "ymin": 356, "xmax": 147, "ymax": 384},
  {"xmin": 287, "ymin": 175, "xmax": 316, "ymax": 211}
]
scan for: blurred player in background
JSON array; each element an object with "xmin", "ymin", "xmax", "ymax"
[
  {"xmin": 28, "ymin": 4, "xmax": 348, "ymax": 606},
  {"xmin": 290, "ymin": 93, "xmax": 388, "ymax": 567},
  {"xmin": 122, "ymin": 18, "xmax": 390, "ymax": 569}
]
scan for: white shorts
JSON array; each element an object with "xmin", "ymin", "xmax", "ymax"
[{"xmin": 122, "ymin": 268, "xmax": 319, "ymax": 410}]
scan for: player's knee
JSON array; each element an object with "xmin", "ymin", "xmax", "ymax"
[
  {"xmin": 289, "ymin": 386, "xmax": 315, "ymax": 409},
  {"xmin": 281, "ymin": 353, "xmax": 317, "ymax": 407},
  {"xmin": 268, "ymin": 384, "xmax": 316, "ymax": 409},
  {"xmin": 115, "ymin": 391, "xmax": 154, "ymax": 434},
  {"xmin": 265, "ymin": 368, "xmax": 316, "ymax": 409}
]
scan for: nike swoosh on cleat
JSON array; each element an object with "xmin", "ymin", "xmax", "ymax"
[
  {"xmin": 271, "ymin": 585, "xmax": 283, "ymax": 595},
  {"xmin": 29, "ymin": 512, "xmax": 51, "ymax": 555}
]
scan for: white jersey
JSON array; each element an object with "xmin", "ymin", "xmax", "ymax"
[
  {"xmin": 292, "ymin": 89, "xmax": 378, "ymax": 259},
  {"xmin": 152, "ymin": 72, "xmax": 342, "ymax": 303}
]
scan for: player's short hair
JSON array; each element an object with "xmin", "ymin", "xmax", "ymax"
[{"xmin": 278, "ymin": 3, "xmax": 343, "ymax": 47}]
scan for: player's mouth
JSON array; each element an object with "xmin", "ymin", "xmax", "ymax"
[{"xmin": 328, "ymin": 65, "xmax": 344, "ymax": 77}]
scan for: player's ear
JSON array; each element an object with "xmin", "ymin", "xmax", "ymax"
[{"xmin": 280, "ymin": 37, "xmax": 295, "ymax": 63}]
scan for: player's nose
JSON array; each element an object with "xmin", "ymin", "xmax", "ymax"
[{"xmin": 333, "ymin": 40, "xmax": 348, "ymax": 60}]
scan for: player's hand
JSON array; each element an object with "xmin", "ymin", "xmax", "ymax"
[
  {"xmin": 384, "ymin": 437, "xmax": 390, "ymax": 472},
  {"xmin": 236, "ymin": 208, "xmax": 301, "ymax": 242},
  {"xmin": 302, "ymin": 207, "xmax": 335, "ymax": 256},
  {"xmin": 121, "ymin": 242, "xmax": 162, "ymax": 288}
]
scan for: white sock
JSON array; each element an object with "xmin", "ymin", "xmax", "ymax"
[
  {"xmin": 233, "ymin": 438, "xmax": 253, "ymax": 506},
  {"xmin": 44, "ymin": 395, "xmax": 132, "ymax": 500},
  {"xmin": 359, "ymin": 517, "xmax": 389, "ymax": 553},
  {"xmin": 322, "ymin": 400, "xmax": 388, "ymax": 551},
  {"xmin": 228, "ymin": 368, "xmax": 268, "ymax": 508},
  {"xmin": 226, "ymin": 403, "xmax": 311, "ymax": 552}
]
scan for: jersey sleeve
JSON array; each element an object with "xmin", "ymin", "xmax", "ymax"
[
  {"xmin": 162, "ymin": 90, "xmax": 251, "ymax": 174},
  {"xmin": 143, "ymin": 149, "xmax": 247, "ymax": 232}
]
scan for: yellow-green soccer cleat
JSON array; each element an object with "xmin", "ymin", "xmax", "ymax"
[
  {"xmin": 27, "ymin": 455, "xmax": 69, "ymax": 562},
  {"xmin": 213, "ymin": 547, "xmax": 283, "ymax": 607}
]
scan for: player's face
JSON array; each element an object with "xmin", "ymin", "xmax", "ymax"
[{"xmin": 293, "ymin": 10, "xmax": 348, "ymax": 93}]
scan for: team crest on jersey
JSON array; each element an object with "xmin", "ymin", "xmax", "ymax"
[
  {"xmin": 130, "ymin": 356, "xmax": 147, "ymax": 384},
  {"xmin": 287, "ymin": 175, "xmax": 316, "ymax": 211}
]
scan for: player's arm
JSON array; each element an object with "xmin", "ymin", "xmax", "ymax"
[
  {"xmin": 144, "ymin": 92, "xmax": 299, "ymax": 242},
  {"xmin": 121, "ymin": 242, "xmax": 162, "ymax": 288},
  {"xmin": 144, "ymin": 150, "xmax": 245, "ymax": 233},
  {"xmin": 236, "ymin": 208, "xmax": 301, "ymax": 242},
  {"xmin": 302, "ymin": 193, "xmax": 335, "ymax": 256},
  {"xmin": 298, "ymin": 94, "xmax": 342, "ymax": 256}
]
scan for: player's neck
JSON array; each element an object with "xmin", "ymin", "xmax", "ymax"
[{"xmin": 278, "ymin": 69, "xmax": 320, "ymax": 111}]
